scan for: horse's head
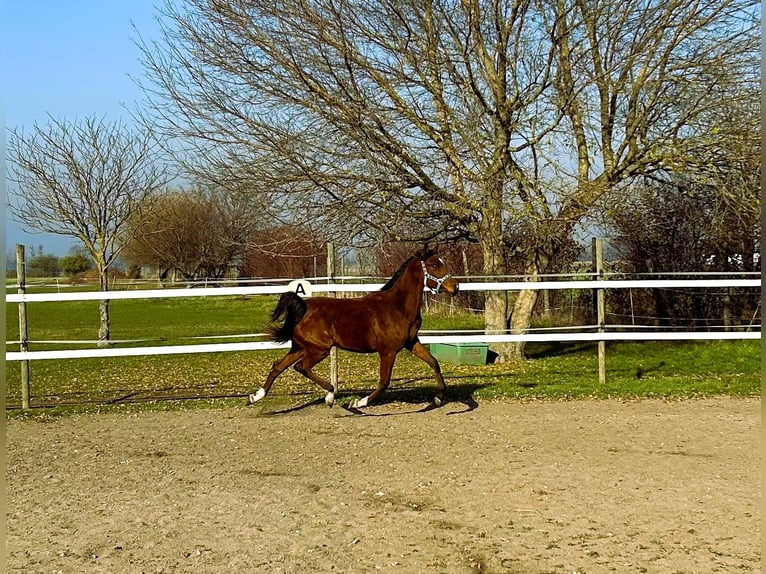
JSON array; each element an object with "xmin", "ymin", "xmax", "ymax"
[{"xmin": 420, "ymin": 253, "xmax": 459, "ymax": 297}]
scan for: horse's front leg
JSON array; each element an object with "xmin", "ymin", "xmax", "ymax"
[
  {"xmin": 408, "ymin": 339, "xmax": 446, "ymax": 406},
  {"xmin": 350, "ymin": 351, "xmax": 396, "ymax": 409}
]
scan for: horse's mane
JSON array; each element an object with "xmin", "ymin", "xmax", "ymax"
[
  {"xmin": 379, "ymin": 248, "xmax": 435, "ymax": 292},
  {"xmin": 380, "ymin": 256, "xmax": 415, "ymax": 291}
]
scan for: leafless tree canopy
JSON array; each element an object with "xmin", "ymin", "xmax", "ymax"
[
  {"xmin": 7, "ymin": 116, "xmax": 171, "ymax": 273},
  {"xmin": 136, "ymin": 0, "xmax": 759, "ymax": 358},
  {"xmin": 123, "ymin": 187, "xmax": 265, "ymax": 280}
]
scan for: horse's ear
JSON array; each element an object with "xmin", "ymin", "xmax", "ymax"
[{"xmin": 415, "ymin": 243, "xmax": 436, "ymax": 260}]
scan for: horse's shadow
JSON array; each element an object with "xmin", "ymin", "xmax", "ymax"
[
  {"xmin": 257, "ymin": 397, "xmax": 325, "ymax": 416},
  {"xmin": 258, "ymin": 382, "xmax": 484, "ymax": 417}
]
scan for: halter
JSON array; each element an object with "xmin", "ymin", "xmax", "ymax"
[{"xmin": 421, "ymin": 260, "xmax": 452, "ymax": 295}]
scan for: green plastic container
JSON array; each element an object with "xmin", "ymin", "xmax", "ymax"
[{"xmin": 429, "ymin": 342, "xmax": 488, "ymax": 365}]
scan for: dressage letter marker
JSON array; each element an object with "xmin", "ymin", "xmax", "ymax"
[{"xmin": 288, "ymin": 279, "xmax": 312, "ymax": 298}]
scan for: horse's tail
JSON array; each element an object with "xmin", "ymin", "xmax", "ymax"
[{"xmin": 267, "ymin": 292, "xmax": 308, "ymax": 343}]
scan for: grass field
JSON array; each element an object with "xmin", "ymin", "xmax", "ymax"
[{"xmin": 5, "ymin": 288, "xmax": 761, "ymax": 416}]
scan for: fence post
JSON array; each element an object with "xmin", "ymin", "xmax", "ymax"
[
  {"xmin": 592, "ymin": 238, "xmax": 606, "ymax": 384},
  {"xmin": 327, "ymin": 242, "xmax": 338, "ymax": 391},
  {"xmin": 16, "ymin": 244, "xmax": 31, "ymax": 409},
  {"xmin": 722, "ymin": 288, "xmax": 731, "ymax": 331}
]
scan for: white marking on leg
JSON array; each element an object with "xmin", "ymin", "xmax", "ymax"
[
  {"xmin": 325, "ymin": 390, "xmax": 335, "ymax": 407},
  {"xmin": 352, "ymin": 396, "xmax": 369, "ymax": 409},
  {"xmin": 433, "ymin": 395, "xmax": 443, "ymax": 407},
  {"xmin": 249, "ymin": 388, "xmax": 267, "ymax": 403}
]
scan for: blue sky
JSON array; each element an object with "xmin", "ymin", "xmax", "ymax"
[{"xmin": 5, "ymin": 1, "xmax": 164, "ymax": 255}]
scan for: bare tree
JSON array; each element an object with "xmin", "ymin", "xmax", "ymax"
[
  {"xmin": 122, "ymin": 186, "xmax": 263, "ymax": 281},
  {"xmin": 683, "ymin": 83, "xmax": 761, "ymax": 271},
  {"xmin": 609, "ymin": 176, "xmax": 759, "ymax": 328},
  {"xmin": 136, "ymin": 0, "xmax": 758, "ymax": 360},
  {"xmin": 7, "ymin": 115, "xmax": 171, "ymax": 343}
]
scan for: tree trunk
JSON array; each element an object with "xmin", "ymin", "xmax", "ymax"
[
  {"xmin": 98, "ymin": 266, "xmax": 111, "ymax": 346},
  {"xmin": 506, "ymin": 252, "xmax": 550, "ymax": 361},
  {"xmin": 507, "ymin": 288, "xmax": 539, "ymax": 361},
  {"xmin": 481, "ymin": 236, "xmax": 515, "ymax": 362}
]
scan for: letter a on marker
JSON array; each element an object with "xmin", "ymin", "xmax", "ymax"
[{"xmin": 287, "ymin": 279, "xmax": 312, "ymax": 297}]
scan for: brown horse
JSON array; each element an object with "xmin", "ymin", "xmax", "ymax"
[{"xmin": 248, "ymin": 249, "xmax": 459, "ymax": 409}]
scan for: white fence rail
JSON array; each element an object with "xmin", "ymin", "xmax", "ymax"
[
  {"xmin": 4, "ymin": 277, "xmax": 761, "ymax": 302},
  {"xmin": 6, "ymin": 277, "xmax": 761, "ymax": 362}
]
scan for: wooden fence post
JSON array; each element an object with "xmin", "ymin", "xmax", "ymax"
[
  {"xmin": 592, "ymin": 238, "xmax": 606, "ymax": 384},
  {"xmin": 16, "ymin": 244, "xmax": 31, "ymax": 409},
  {"xmin": 327, "ymin": 242, "xmax": 338, "ymax": 391}
]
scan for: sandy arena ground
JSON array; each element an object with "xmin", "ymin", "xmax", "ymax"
[{"xmin": 7, "ymin": 396, "xmax": 760, "ymax": 573}]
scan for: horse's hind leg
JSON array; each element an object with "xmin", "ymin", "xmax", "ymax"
[
  {"xmin": 350, "ymin": 351, "xmax": 396, "ymax": 409},
  {"xmin": 408, "ymin": 340, "xmax": 446, "ymax": 406},
  {"xmin": 293, "ymin": 348, "xmax": 336, "ymax": 407},
  {"xmin": 248, "ymin": 346, "xmax": 304, "ymax": 404}
]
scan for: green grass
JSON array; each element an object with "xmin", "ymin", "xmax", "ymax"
[
  {"xmin": 7, "ymin": 292, "xmax": 278, "ymax": 347},
  {"xmin": 5, "ymin": 288, "xmax": 761, "ymax": 417},
  {"xmin": 473, "ymin": 340, "xmax": 759, "ymax": 400}
]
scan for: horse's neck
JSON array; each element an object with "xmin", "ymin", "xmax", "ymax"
[{"xmin": 386, "ymin": 261, "xmax": 424, "ymax": 316}]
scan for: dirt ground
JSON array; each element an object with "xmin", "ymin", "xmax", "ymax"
[{"xmin": 7, "ymin": 396, "xmax": 760, "ymax": 574}]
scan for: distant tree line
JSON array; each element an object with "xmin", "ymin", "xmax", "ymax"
[
  {"xmin": 6, "ymin": 245, "xmax": 95, "ymax": 279},
  {"xmin": 119, "ymin": 186, "xmax": 331, "ymax": 281}
]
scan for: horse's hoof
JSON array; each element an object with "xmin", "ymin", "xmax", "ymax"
[
  {"xmin": 350, "ymin": 396, "xmax": 368, "ymax": 409},
  {"xmin": 248, "ymin": 388, "xmax": 266, "ymax": 404},
  {"xmin": 433, "ymin": 395, "xmax": 444, "ymax": 407},
  {"xmin": 325, "ymin": 392, "xmax": 335, "ymax": 408}
]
